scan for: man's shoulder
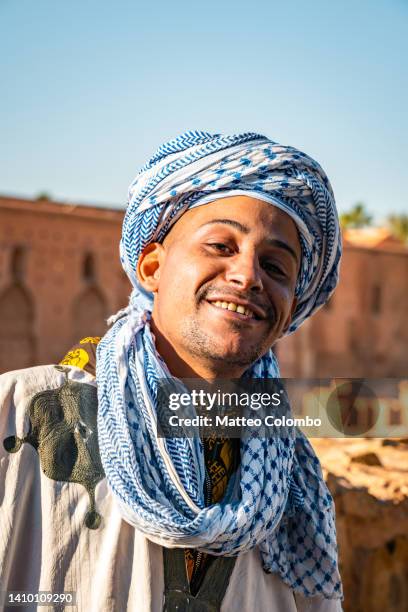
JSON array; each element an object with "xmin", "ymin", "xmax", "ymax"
[
  {"xmin": 0, "ymin": 363, "xmax": 95, "ymax": 397},
  {"xmin": 0, "ymin": 364, "xmax": 64, "ymax": 405},
  {"xmin": 0, "ymin": 334, "xmax": 101, "ymax": 400}
]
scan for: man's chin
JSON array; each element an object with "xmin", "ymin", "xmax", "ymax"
[
  {"xmin": 209, "ymin": 330, "xmax": 270, "ymax": 360},
  {"xmin": 179, "ymin": 319, "xmax": 270, "ymax": 371},
  {"xmin": 201, "ymin": 343, "xmax": 266, "ymax": 370}
]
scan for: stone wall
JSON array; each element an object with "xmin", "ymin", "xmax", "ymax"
[
  {"xmin": 313, "ymin": 439, "xmax": 408, "ymax": 612},
  {"xmin": 0, "ymin": 197, "xmax": 130, "ymax": 372}
]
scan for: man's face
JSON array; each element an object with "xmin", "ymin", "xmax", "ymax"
[{"xmin": 139, "ymin": 196, "xmax": 301, "ymax": 375}]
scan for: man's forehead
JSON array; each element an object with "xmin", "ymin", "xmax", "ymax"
[{"xmin": 163, "ymin": 196, "xmax": 301, "ymax": 253}]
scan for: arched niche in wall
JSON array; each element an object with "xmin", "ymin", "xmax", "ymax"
[
  {"xmin": 11, "ymin": 245, "xmax": 27, "ymax": 282},
  {"xmin": 72, "ymin": 286, "xmax": 108, "ymax": 342},
  {"xmin": 82, "ymin": 252, "xmax": 96, "ymax": 284},
  {"xmin": 0, "ymin": 283, "xmax": 35, "ymax": 373}
]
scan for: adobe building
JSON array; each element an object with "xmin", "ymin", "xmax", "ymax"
[
  {"xmin": 1, "ymin": 195, "xmax": 407, "ymax": 379},
  {"xmin": 0, "ymin": 196, "xmax": 130, "ymax": 373}
]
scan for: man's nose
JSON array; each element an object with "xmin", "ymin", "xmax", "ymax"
[{"xmin": 224, "ymin": 251, "xmax": 263, "ymax": 292}]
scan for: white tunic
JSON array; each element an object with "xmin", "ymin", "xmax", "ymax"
[{"xmin": 0, "ymin": 365, "xmax": 342, "ymax": 612}]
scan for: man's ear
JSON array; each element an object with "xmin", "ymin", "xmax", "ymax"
[
  {"xmin": 136, "ymin": 243, "xmax": 165, "ymax": 293},
  {"xmin": 280, "ymin": 297, "xmax": 298, "ymax": 337}
]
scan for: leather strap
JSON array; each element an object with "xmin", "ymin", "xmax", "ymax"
[{"xmin": 163, "ymin": 547, "xmax": 236, "ymax": 611}]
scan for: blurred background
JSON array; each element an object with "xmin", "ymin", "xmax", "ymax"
[{"xmin": 0, "ymin": 1, "xmax": 407, "ymax": 610}]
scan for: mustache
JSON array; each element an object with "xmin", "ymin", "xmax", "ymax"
[{"xmin": 197, "ymin": 284, "xmax": 276, "ymax": 320}]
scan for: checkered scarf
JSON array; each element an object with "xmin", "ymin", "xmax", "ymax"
[{"xmin": 96, "ymin": 131, "xmax": 343, "ymax": 599}]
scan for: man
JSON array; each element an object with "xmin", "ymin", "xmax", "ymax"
[{"xmin": 0, "ymin": 131, "xmax": 343, "ymax": 611}]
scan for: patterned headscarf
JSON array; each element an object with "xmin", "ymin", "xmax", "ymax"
[{"xmin": 96, "ymin": 131, "xmax": 343, "ymax": 600}]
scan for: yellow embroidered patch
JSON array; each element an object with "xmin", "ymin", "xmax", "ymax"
[
  {"xmin": 79, "ymin": 337, "xmax": 101, "ymax": 345},
  {"xmin": 60, "ymin": 348, "xmax": 89, "ymax": 369}
]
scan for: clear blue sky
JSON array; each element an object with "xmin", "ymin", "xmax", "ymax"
[{"xmin": 1, "ymin": 0, "xmax": 407, "ymax": 222}]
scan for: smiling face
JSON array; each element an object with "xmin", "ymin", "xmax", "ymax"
[{"xmin": 137, "ymin": 196, "xmax": 301, "ymax": 379}]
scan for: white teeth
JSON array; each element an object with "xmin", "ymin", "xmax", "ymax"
[{"xmin": 210, "ymin": 300, "xmax": 254, "ymax": 318}]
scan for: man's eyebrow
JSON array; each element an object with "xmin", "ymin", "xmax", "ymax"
[
  {"xmin": 266, "ymin": 238, "xmax": 299, "ymax": 264},
  {"xmin": 199, "ymin": 218, "xmax": 299, "ymax": 264},
  {"xmin": 200, "ymin": 219, "xmax": 250, "ymax": 233}
]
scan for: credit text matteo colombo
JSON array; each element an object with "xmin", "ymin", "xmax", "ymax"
[{"xmin": 166, "ymin": 415, "xmax": 322, "ymax": 427}]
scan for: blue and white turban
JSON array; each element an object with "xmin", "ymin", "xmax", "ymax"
[
  {"xmin": 96, "ymin": 131, "xmax": 343, "ymax": 600},
  {"xmin": 120, "ymin": 130, "xmax": 341, "ymax": 333}
]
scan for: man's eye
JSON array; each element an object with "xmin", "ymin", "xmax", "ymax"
[
  {"xmin": 262, "ymin": 261, "xmax": 286, "ymax": 277},
  {"xmin": 208, "ymin": 243, "xmax": 233, "ymax": 254}
]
